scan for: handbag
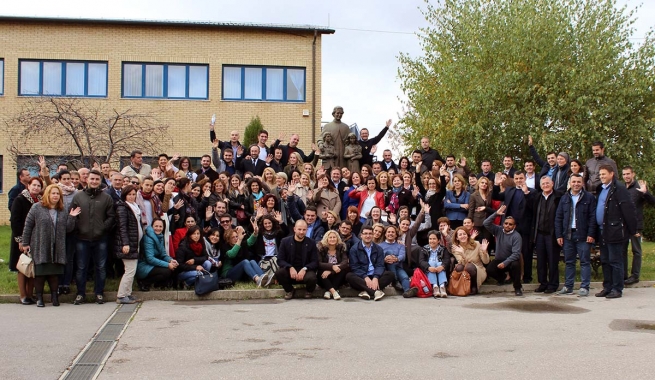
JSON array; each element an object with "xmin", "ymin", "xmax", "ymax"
[
  {"xmin": 218, "ymin": 277, "xmax": 234, "ymax": 290},
  {"xmin": 235, "ymin": 209, "xmax": 248, "ymax": 224},
  {"xmin": 195, "ymin": 270, "xmax": 219, "ymax": 296},
  {"xmin": 448, "ymin": 263, "xmax": 471, "ymax": 297},
  {"xmin": 17, "ymin": 252, "xmax": 35, "ymax": 278}
]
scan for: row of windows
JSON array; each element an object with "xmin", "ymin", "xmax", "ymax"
[{"xmin": 0, "ymin": 59, "xmax": 305, "ymax": 102}]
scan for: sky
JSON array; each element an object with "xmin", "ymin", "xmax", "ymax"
[{"xmin": 2, "ymin": 0, "xmax": 653, "ymax": 159}]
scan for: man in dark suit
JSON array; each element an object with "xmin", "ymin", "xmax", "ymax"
[
  {"xmin": 379, "ymin": 149, "xmax": 398, "ymax": 172},
  {"xmin": 502, "ymin": 155, "xmax": 517, "ymax": 177},
  {"xmin": 271, "ymin": 133, "xmax": 315, "ymax": 167},
  {"xmin": 104, "ymin": 172, "xmax": 124, "ymax": 204},
  {"xmin": 238, "ymin": 145, "xmax": 267, "ymax": 176},
  {"xmin": 195, "ymin": 155, "xmax": 219, "ymax": 183},
  {"xmin": 330, "ymin": 167, "xmax": 347, "ymax": 199},
  {"xmin": 275, "ymin": 220, "xmax": 319, "ymax": 300}
]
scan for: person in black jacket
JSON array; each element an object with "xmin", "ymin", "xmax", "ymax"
[
  {"xmin": 114, "ymin": 185, "xmax": 142, "ymax": 304},
  {"xmin": 595, "ymin": 165, "xmax": 637, "ymax": 299},
  {"xmin": 275, "ymin": 220, "xmax": 319, "ymax": 300},
  {"xmin": 345, "ymin": 225, "xmax": 395, "ymax": 301},
  {"xmin": 271, "ymin": 133, "xmax": 316, "ymax": 167},
  {"xmin": 167, "ymin": 178, "xmax": 199, "ymax": 235},
  {"xmin": 176, "ymin": 226, "xmax": 212, "ymax": 287},
  {"xmin": 358, "ymin": 120, "xmax": 391, "ymax": 167}
]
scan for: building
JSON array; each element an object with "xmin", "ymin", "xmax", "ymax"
[{"xmin": 0, "ymin": 16, "xmax": 334, "ymax": 222}]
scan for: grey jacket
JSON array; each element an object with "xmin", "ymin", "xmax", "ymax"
[
  {"xmin": 585, "ymin": 156, "xmax": 618, "ymax": 192},
  {"xmin": 483, "ymin": 212, "xmax": 522, "ymax": 267},
  {"xmin": 22, "ymin": 203, "xmax": 76, "ymax": 266}
]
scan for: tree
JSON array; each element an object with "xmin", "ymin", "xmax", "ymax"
[
  {"xmin": 243, "ymin": 116, "xmax": 264, "ymax": 148},
  {"xmin": 398, "ymin": 0, "xmax": 655, "ymax": 177},
  {"xmin": 3, "ymin": 97, "xmax": 170, "ymax": 168}
]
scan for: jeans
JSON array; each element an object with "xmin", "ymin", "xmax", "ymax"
[
  {"xmin": 178, "ymin": 260, "xmax": 212, "ymax": 286},
  {"xmin": 600, "ymin": 238, "xmax": 625, "ymax": 293},
  {"xmin": 623, "ymin": 233, "xmax": 642, "ymax": 279},
  {"xmin": 75, "ymin": 238, "xmax": 108, "ymax": 297},
  {"xmin": 563, "ymin": 238, "xmax": 591, "ymax": 290},
  {"xmin": 226, "ymin": 260, "xmax": 263, "ymax": 283},
  {"xmin": 59, "ymin": 234, "xmax": 76, "ymax": 287},
  {"xmin": 386, "ymin": 263, "xmax": 410, "ymax": 291},
  {"xmin": 427, "ymin": 256, "xmax": 447, "ymax": 287}
]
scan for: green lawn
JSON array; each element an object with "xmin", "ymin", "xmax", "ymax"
[{"xmin": 1, "ymin": 225, "xmax": 653, "ymax": 294}]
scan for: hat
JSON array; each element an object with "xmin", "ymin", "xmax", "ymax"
[{"xmin": 558, "ymin": 152, "xmax": 570, "ymax": 162}]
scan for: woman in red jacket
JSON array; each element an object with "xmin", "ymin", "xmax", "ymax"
[{"xmin": 349, "ymin": 177, "xmax": 385, "ymax": 224}]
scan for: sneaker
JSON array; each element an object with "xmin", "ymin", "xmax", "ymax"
[
  {"xmin": 116, "ymin": 297, "xmax": 136, "ymax": 304},
  {"xmin": 433, "ymin": 286, "xmax": 440, "ymax": 299},
  {"xmin": 332, "ymin": 291, "xmax": 341, "ymax": 300},
  {"xmin": 373, "ymin": 290, "xmax": 385, "ymax": 301},
  {"xmin": 73, "ymin": 295, "xmax": 85, "ymax": 305},
  {"xmin": 439, "ymin": 285, "xmax": 448, "ymax": 298},
  {"xmin": 127, "ymin": 295, "xmax": 140, "ymax": 302},
  {"xmin": 95, "ymin": 295, "xmax": 104, "ymax": 304},
  {"xmin": 323, "ymin": 291, "xmax": 331, "ymax": 300},
  {"xmin": 284, "ymin": 290, "xmax": 295, "ymax": 300},
  {"xmin": 358, "ymin": 291, "xmax": 371, "ymax": 300},
  {"xmin": 578, "ymin": 288, "xmax": 589, "ymax": 297},
  {"xmin": 514, "ymin": 288, "xmax": 523, "ymax": 296},
  {"xmin": 558, "ymin": 287, "xmax": 573, "ymax": 295},
  {"xmin": 403, "ymin": 287, "xmax": 419, "ymax": 298}
]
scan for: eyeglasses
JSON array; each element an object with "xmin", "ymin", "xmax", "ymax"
[
  {"xmin": 131, "ymin": 181, "xmax": 139, "ymax": 185},
  {"xmin": 220, "ymin": 220, "xmax": 232, "ymax": 224}
]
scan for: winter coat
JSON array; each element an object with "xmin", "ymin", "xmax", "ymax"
[
  {"xmin": 312, "ymin": 188, "xmax": 342, "ymax": 220},
  {"xmin": 555, "ymin": 189, "xmax": 597, "ymax": 242},
  {"xmin": 136, "ymin": 226, "xmax": 172, "ymax": 279},
  {"xmin": 70, "ymin": 187, "xmax": 115, "ymax": 241},
  {"xmin": 596, "ymin": 178, "xmax": 637, "ymax": 244},
  {"xmin": 114, "ymin": 201, "xmax": 141, "ymax": 260},
  {"xmin": 176, "ymin": 239, "xmax": 209, "ymax": 272},
  {"xmin": 316, "ymin": 242, "xmax": 350, "ymax": 273},
  {"xmin": 625, "ymin": 180, "xmax": 655, "ymax": 231},
  {"xmin": 9, "ymin": 191, "xmax": 38, "ymax": 271},
  {"xmin": 22, "ymin": 203, "xmax": 76, "ymax": 266}
]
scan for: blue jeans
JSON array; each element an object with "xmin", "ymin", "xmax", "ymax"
[
  {"xmin": 600, "ymin": 238, "xmax": 625, "ymax": 293},
  {"xmin": 75, "ymin": 238, "xmax": 108, "ymax": 297},
  {"xmin": 563, "ymin": 238, "xmax": 591, "ymax": 290},
  {"xmin": 226, "ymin": 260, "xmax": 263, "ymax": 282},
  {"xmin": 178, "ymin": 261, "xmax": 212, "ymax": 286},
  {"xmin": 59, "ymin": 234, "xmax": 76, "ymax": 287},
  {"xmin": 386, "ymin": 263, "xmax": 410, "ymax": 291}
]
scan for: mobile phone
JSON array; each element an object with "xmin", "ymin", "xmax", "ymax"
[{"xmin": 211, "ymin": 114, "xmax": 216, "ymax": 126}]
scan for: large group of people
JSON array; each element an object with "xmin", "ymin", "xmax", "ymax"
[{"xmin": 7, "ymin": 105, "xmax": 652, "ymax": 306}]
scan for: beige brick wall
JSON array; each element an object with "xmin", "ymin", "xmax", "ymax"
[{"xmin": 0, "ymin": 21, "xmax": 325, "ymax": 223}]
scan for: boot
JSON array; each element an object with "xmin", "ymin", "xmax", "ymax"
[
  {"xmin": 51, "ymin": 292, "xmax": 60, "ymax": 307},
  {"xmin": 36, "ymin": 293, "xmax": 45, "ymax": 308}
]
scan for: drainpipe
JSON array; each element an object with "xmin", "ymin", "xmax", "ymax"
[{"xmin": 312, "ymin": 29, "xmax": 317, "ymax": 143}]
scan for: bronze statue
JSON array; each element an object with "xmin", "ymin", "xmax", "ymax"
[
  {"xmin": 343, "ymin": 132, "xmax": 362, "ymax": 174},
  {"xmin": 319, "ymin": 106, "xmax": 350, "ymax": 168},
  {"xmin": 318, "ymin": 132, "xmax": 337, "ymax": 171}
]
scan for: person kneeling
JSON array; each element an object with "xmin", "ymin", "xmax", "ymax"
[
  {"xmin": 346, "ymin": 226, "xmax": 395, "ymax": 301},
  {"xmin": 275, "ymin": 220, "xmax": 319, "ymax": 300}
]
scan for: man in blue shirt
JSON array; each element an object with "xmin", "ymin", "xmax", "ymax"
[{"xmin": 346, "ymin": 226, "xmax": 395, "ymax": 301}]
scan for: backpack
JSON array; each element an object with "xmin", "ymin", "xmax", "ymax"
[{"xmin": 410, "ymin": 268, "xmax": 433, "ymax": 298}]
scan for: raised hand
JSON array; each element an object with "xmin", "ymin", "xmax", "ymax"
[
  {"xmin": 212, "ymin": 139, "xmax": 219, "ymax": 150},
  {"xmin": 312, "ymin": 143, "xmax": 318, "ymax": 153},
  {"xmin": 174, "ymin": 199, "xmax": 184, "ymax": 210},
  {"xmin": 496, "ymin": 205, "xmax": 507, "ymax": 216},
  {"xmin": 528, "ymin": 135, "xmax": 533, "ymax": 146},
  {"xmin": 274, "ymin": 211, "xmax": 283, "ymax": 223},
  {"xmin": 638, "ymin": 180, "xmax": 648, "ymax": 193},
  {"xmin": 265, "ymin": 154, "xmax": 273, "ymax": 164},
  {"xmin": 251, "ymin": 218, "xmax": 259, "ymax": 234},
  {"xmin": 206, "ymin": 207, "xmax": 214, "ymax": 220},
  {"xmin": 440, "ymin": 165, "xmax": 448, "ymax": 176},
  {"xmin": 388, "ymin": 212, "xmax": 397, "ymax": 225},
  {"xmin": 480, "ymin": 239, "xmax": 489, "ymax": 252},
  {"xmin": 471, "ymin": 229, "xmax": 479, "ymax": 240},
  {"xmin": 38, "ymin": 156, "xmax": 47, "ymax": 169},
  {"xmin": 385, "ymin": 119, "xmax": 392, "ymax": 128},
  {"xmin": 172, "ymin": 153, "xmax": 181, "ymax": 161},
  {"xmin": 459, "ymin": 157, "xmax": 467, "ymax": 167},
  {"xmin": 69, "ymin": 207, "xmax": 82, "ymax": 217},
  {"xmin": 237, "ymin": 145, "xmax": 244, "ymax": 156},
  {"xmin": 371, "ymin": 145, "xmax": 377, "ymax": 154},
  {"xmin": 494, "ymin": 172, "xmax": 503, "ymax": 186},
  {"xmin": 278, "ymin": 132, "xmax": 287, "ymax": 142}
]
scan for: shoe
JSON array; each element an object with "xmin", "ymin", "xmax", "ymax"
[
  {"xmin": 439, "ymin": 285, "xmax": 448, "ymax": 298},
  {"xmin": 534, "ymin": 286, "xmax": 547, "ymax": 293},
  {"xmin": 323, "ymin": 291, "xmax": 331, "ymax": 300},
  {"xmin": 544, "ymin": 288, "xmax": 556, "ymax": 294},
  {"xmin": 36, "ymin": 293, "xmax": 45, "ymax": 308},
  {"xmin": 514, "ymin": 288, "xmax": 523, "ymax": 296},
  {"xmin": 73, "ymin": 295, "xmax": 85, "ymax": 305},
  {"xmin": 358, "ymin": 291, "xmax": 371, "ymax": 300},
  {"xmin": 578, "ymin": 288, "xmax": 589, "ymax": 297},
  {"xmin": 433, "ymin": 287, "xmax": 440, "ymax": 299},
  {"xmin": 95, "ymin": 294, "xmax": 104, "ymax": 304},
  {"xmin": 332, "ymin": 291, "xmax": 341, "ymax": 300},
  {"xmin": 595, "ymin": 289, "xmax": 611, "ymax": 297},
  {"xmin": 116, "ymin": 297, "xmax": 136, "ymax": 304},
  {"xmin": 284, "ymin": 290, "xmax": 295, "ymax": 300},
  {"xmin": 605, "ymin": 290, "xmax": 622, "ymax": 299},
  {"xmin": 624, "ymin": 277, "xmax": 639, "ymax": 285},
  {"xmin": 127, "ymin": 295, "xmax": 140, "ymax": 302},
  {"xmin": 51, "ymin": 292, "xmax": 60, "ymax": 307},
  {"xmin": 304, "ymin": 292, "xmax": 313, "ymax": 299},
  {"xmin": 403, "ymin": 287, "xmax": 419, "ymax": 298},
  {"xmin": 523, "ymin": 278, "xmax": 533, "ymax": 284},
  {"xmin": 20, "ymin": 297, "xmax": 35, "ymax": 305},
  {"xmin": 558, "ymin": 287, "xmax": 573, "ymax": 295},
  {"xmin": 373, "ymin": 290, "xmax": 385, "ymax": 301}
]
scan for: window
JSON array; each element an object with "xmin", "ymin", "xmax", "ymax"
[
  {"xmin": 0, "ymin": 59, "xmax": 4, "ymax": 95},
  {"xmin": 122, "ymin": 63, "xmax": 208, "ymax": 99},
  {"xmin": 222, "ymin": 65, "xmax": 305, "ymax": 102},
  {"xmin": 18, "ymin": 60, "xmax": 108, "ymax": 97}
]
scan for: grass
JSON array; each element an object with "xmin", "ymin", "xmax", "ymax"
[{"xmin": 1, "ymin": 225, "xmax": 654, "ymax": 294}]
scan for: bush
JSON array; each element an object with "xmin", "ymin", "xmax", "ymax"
[
  {"xmin": 642, "ymin": 207, "xmax": 655, "ymax": 241},
  {"xmin": 243, "ymin": 116, "xmax": 264, "ymax": 148}
]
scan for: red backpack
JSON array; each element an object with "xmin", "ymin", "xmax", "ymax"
[{"xmin": 410, "ymin": 268, "xmax": 433, "ymax": 298}]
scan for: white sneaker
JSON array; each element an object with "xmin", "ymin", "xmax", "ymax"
[
  {"xmin": 358, "ymin": 291, "xmax": 371, "ymax": 300},
  {"xmin": 373, "ymin": 290, "xmax": 385, "ymax": 301},
  {"xmin": 439, "ymin": 285, "xmax": 448, "ymax": 298},
  {"xmin": 323, "ymin": 291, "xmax": 331, "ymax": 300},
  {"xmin": 333, "ymin": 291, "xmax": 341, "ymax": 300}
]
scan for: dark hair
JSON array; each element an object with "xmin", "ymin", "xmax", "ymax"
[
  {"xmin": 412, "ymin": 150, "xmax": 422, "ymax": 156},
  {"xmin": 481, "ymin": 159, "xmax": 491, "ymax": 165},
  {"xmin": 546, "ymin": 151, "xmax": 557, "ymax": 157},
  {"xmin": 120, "ymin": 185, "xmax": 139, "ymax": 201},
  {"xmin": 513, "ymin": 170, "xmax": 525, "ymax": 177},
  {"xmin": 151, "ymin": 218, "xmax": 164, "ymax": 227},
  {"xmin": 427, "ymin": 230, "xmax": 442, "ymax": 240},
  {"xmin": 206, "ymin": 227, "xmax": 222, "ymax": 242},
  {"xmin": 17, "ymin": 168, "xmax": 29, "ymax": 177},
  {"xmin": 305, "ymin": 206, "xmax": 317, "ymax": 215},
  {"xmin": 142, "ymin": 175, "xmax": 154, "ymax": 183},
  {"xmin": 258, "ymin": 214, "xmax": 280, "ymax": 233},
  {"xmin": 176, "ymin": 177, "xmax": 191, "ymax": 190},
  {"xmin": 339, "ymin": 220, "xmax": 353, "ymax": 227},
  {"xmin": 260, "ymin": 194, "xmax": 278, "ymax": 210},
  {"xmin": 179, "ymin": 156, "xmax": 193, "ymax": 171},
  {"xmin": 88, "ymin": 169, "xmax": 102, "ymax": 178},
  {"xmin": 599, "ymin": 164, "xmax": 615, "ymax": 174},
  {"xmin": 130, "ymin": 150, "xmax": 143, "ymax": 158},
  {"xmin": 446, "ymin": 154, "xmax": 456, "ymax": 160},
  {"xmin": 201, "ymin": 154, "xmax": 211, "ymax": 160},
  {"xmin": 58, "ymin": 169, "xmax": 71, "ymax": 177},
  {"xmin": 259, "ymin": 130, "xmax": 268, "ymax": 137},
  {"xmin": 316, "ymin": 174, "xmax": 337, "ymax": 192},
  {"xmin": 158, "ymin": 153, "xmax": 169, "ymax": 160},
  {"xmin": 592, "ymin": 141, "xmax": 604, "ymax": 149},
  {"xmin": 622, "ymin": 165, "xmax": 633, "ymax": 172},
  {"xmin": 524, "ymin": 159, "xmax": 535, "ymax": 165},
  {"xmin": 360, "ymin": 225, "xmax": 373, "ymax": 233},
  {"xmin": 185, "ymin": 225, "xmax": 202, "ymax": 241}
]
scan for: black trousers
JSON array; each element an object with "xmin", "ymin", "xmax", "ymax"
[
  {"xmin": 535, "ymin": 232, "xmax": 559, "ymax": 290},
  {"xmin": 275, "ymin": 267, "xmax": 317, "ymax": 293},
  {"xmin": 521, "ymin": 231, "xmax": 534, "ymax": 283},
  {"xmin": 345, "ymin": 271, "xmax": 395, "ymax": 297},
  {"xmin": 486, "ymin": 258, "xmax": 522, "ymax": 290},
  {"xmin": 141, "ymin": 267, "xmax": 173, "ymax": 288},
  {"xmin": 317, "ymin": 270, "xmax": 348, "ymax": 291}
]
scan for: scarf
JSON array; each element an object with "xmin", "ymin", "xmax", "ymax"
[
  {"xmin": 189, "ymin": 241, "xmax": 204, "ymax": 256},
  {"xmin": 141, "ymin": 190, "xmax": 162, "ymax": 214},
  {"xmin": 58, "ymin": 183, "xmax": 77, "ymax": 196},
  {"xmin": 252, "ymin": 191, "xmax": 264, "ymax": 201},
  {"xmin": 392, "ymin": 186, "xmax": 402, "ymax": 194},
  {"xmin": 126, "ymin": 201, "xmax": 144, "ymax": 244},
  {"xmin": 21, "ymin": 189, "xmax": 40, "ymax": 204}
]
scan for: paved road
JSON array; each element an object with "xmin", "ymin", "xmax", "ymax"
[
  {"xmin": 0, "ymin": 302, "xmax": 116, "ymax": 380},
  {"xmin": 97, "ymin": 290, "xmax": 655, "ymax": 380}
]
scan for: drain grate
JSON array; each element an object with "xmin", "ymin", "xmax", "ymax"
[
  {"xmin": 108, "ymin": 312, "xmax": 131, "ymax": 325},
  {"xmin": 76, "ymin": 341, "xmax": 114, "ymax": 365},
  {"xmin": 63, "ymin": 364, "xmax": 100, "ymax": 380},
  {"xmin": 116, "ymin": 303, "xmax": 138, "ymax": 313},
  {"xmin": 95, "ymin": 324, "xmax": 124, "ymax": 341}
]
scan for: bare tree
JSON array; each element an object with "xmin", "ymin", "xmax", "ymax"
[{"xmin": 3, "ymin": 97, "xmax": 170, "ymax": 168}]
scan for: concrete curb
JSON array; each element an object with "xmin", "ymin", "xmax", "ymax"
[{"xmin": 1, "ymin": 281, "xmax": 653, "ymax": 303}]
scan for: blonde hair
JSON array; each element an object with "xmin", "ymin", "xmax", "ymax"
[
  {"xmin": 42, "ymin": 184, "xmax": 64, "ymax": 211},
  {"xmin": 320, "ymin": 230, "xmax": 343, "ymax": 247},
  {"xmin": 452, "ymin": 226, "xmax": 476, "ymax": 250},
  {"xmin": 262, "ymin": 167, "xmax": 277, "ymax": 185}
]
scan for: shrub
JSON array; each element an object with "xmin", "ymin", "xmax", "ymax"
[{"xmin": 243, "ymin": 116, "xmax": 264, "ymax": 148}]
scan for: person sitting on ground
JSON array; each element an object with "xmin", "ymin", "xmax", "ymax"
[
  {"xmin": 247, "ymin": 214, "xmax": 288, "ymax": 287},
  {"xmin": 418, "ymin": 230, "xmax": 452, "ymax": 298},
  {"xmin": 203, "ymin": 227, "xmax": 223, "ymax": 273},
  {"xmin": 316, "ymin": 230, "xmax": 349, "ymax": 300},
  {"xmin": 483, "ymin": 205, "xmax": 523, "ymax": 296},
  {"xmin": 275, "ymin": 220, "xmax": 319, "ymax": 300},
  {"xmin": 346, "ymin": 225, "xmax": 395, "ymax": 301},
  {"xmin": 137, "ymin": 219, "xmax": 178, "ymax": 291},
  {"xmin": 175, "ymin": 226, "xmax": 212, "ymax": 287},
  {"xmin": 451, "ymin": 227, "xmax": 490, "ymax": 296},
  {"xmin": 221, "ymin": 226, "xmax": 267, "ymax": 286}
]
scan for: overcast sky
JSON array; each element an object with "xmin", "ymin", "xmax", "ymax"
[{"xmin": 3, "ymin": 0, "xmax": 653, "ymax": 159}]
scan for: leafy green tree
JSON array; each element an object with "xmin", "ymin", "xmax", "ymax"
[
  {"xmin": 398, "ymin": 0, "xmax": 655, "ymax": 177},
  {"xmin": 243, "ymin": 116, "xmax": 264, "ymax": 148}
]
